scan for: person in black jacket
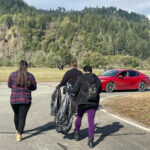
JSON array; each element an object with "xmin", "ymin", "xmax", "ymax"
[
  {"xmin": 68, "ymin": 65, "xmax": 101, "ymax": 148},
  {"xmin": 57, "ymin": 60, "xmax": 83, "ymax": 90},
  {"xmin": 57, "ymin": 60, "xmax": 83, "ymax": 113}
]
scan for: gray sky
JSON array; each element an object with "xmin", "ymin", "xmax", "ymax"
[{"xmin": 24, "ymin": 0, "xmax": 150, "ymax": 19}]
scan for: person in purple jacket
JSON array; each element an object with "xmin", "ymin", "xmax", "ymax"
[{"xmin": 8, "ymin": 60, "xmax": 37, "ymax": 142}]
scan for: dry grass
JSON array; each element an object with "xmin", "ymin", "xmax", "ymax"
[
  {"xmin": 101, "ymin": 92, "xmax": 150, "ymax": 127},
  {"xmin": 1, "ymin": 67, "xmax": 149, "ymax": 82},
  {"xmin": 0, "ymin": 67, "xmax": 103, "ymax": 82}
]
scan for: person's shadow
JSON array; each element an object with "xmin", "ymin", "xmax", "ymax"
[
  {"xmin": 94, "ymin": 122, "xmax": 124, "ymax": 146},
  {"xmin": 23, "ymin": 121, "xmax": 55, "ymax": 140},
  {"xmin": 63, "ymin": 122, "xmax": 124, "ymax": 147}
]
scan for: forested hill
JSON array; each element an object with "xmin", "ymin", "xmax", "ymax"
[
  {"xmin": 0, "ymin": 0, "xmax": 150, "ymax": 69},
  {"xmin": 0, "ymin": 0, "xmax": 36, "ymax": 15}
]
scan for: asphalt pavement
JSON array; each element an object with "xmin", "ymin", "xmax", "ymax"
[{"xmin": 0, "ymin": 82, "xmax": 150, "ymax": 150}]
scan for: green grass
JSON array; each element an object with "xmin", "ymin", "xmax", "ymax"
[
  {"xmin": 1, "ymin": 67, "xmax": 150, "ymax": 82},
  {"xmin": 0, "ymin": 67, "xmax": 103, "ymax": 82}
]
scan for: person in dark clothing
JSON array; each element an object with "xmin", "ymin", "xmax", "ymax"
[
  {"xmin": 61, "ymin": 64, "xmax": 64, "ymax": 70},
  {"xmin": 58, "ymin": 64, "xmax": 64, "ymax": 70},
  {"xmin": 8, "ymin": 60, "xmax": 37, "ymax": 142},
  {"xmin": 57, "ymin": 60, "xmax": 83, "ymax": 89},
  {"xmin": 68, "ymin": 65, "xmax": 101, "ymax": 148},
  {"xmin": 57, "ymin": 60, "xmax": 83, "ymax": 113}
]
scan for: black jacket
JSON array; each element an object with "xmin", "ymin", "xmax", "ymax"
[
  {"xmin": 69, "ymin": 73, "xmax": 102, "ymax": 109},
  {"xmin": 58, "ymin": 68, "xmax": 83, "ymax": 88}
]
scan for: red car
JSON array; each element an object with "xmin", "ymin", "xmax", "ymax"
[{"xmin": 98, "ymin": 69, "xmax": 150, "ymax": 92}]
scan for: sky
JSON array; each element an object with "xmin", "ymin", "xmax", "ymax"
[{"xmin": 24, "ymin": 0, "xmax": 150, "ymax": 19}]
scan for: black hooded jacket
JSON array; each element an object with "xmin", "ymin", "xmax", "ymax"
[{"xmin": 69, "ymin": 73, "xmax": 102, "ymax": 109}]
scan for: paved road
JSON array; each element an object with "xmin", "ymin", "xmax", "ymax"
[{"xmin": 0, "ymin": 82, "xmax": 150, "ymax": 150}]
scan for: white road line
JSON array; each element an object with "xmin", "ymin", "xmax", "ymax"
[
  {"xmin": 100, "ymin": 96, "xmax": 150, "ymax": 133},
  {"xmin": 101, "ymin": 93, "xmax": 133, "ymax": 102}
]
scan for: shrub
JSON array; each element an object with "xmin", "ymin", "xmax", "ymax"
[
  {"xmin": 58, "ymin": 49, "xmax": 73, "ymax": 65},
  {"xmin": 104, "ymin": 55, "xmax": 139, "ymax": 68},
  {"xmin": 81, "ymin": 51, "xmax": 105, "ymax": 68},
  {"xmin": 31, "ymin": 51, "xmax": 46, "ymax": 67},
  {"xmin": 11, "ymin": 51, "xmax": 26, "ymax": 65},
  {"xmin": 46, "ymin": 51, "xmax": 61, "ymax": 67},
  {"xmin": 0, "ymin": 58, "xmax": 11, "ymax": 66}
]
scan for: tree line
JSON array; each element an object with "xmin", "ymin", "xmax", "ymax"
[{"xmin": 0, "ymin": 0, "xmax": 150, "ymax": 69}]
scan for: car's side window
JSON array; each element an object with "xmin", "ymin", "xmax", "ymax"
[
  {"xmin": 128, "ymin": 71, "xmax": 139, "ymax": 77},
  {"xmin": 118, "ymin": 71, "xmax": 128, "ymax": 77}
]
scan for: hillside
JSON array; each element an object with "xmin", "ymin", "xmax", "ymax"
[
  {"xmin": 0, "ymin": 0, "xmax": 36, "ymax": 15},
  {"xmin": 0, "ymin": 0, "xmax": 150, "ymax": 68}
]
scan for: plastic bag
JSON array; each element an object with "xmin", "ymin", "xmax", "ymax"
[
  {"xmin": 54, "ymin": 92, "xmax": 74, "ymax": 134},
  {"xmin": 50, "ymin": 88, "xmax": 61, "ymax": 116}
]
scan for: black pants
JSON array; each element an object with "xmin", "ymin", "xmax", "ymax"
[{"xmin": 11, "ymin": 103, "xmax": 31, "ymax": 134}]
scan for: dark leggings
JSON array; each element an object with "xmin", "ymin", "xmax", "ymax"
[
  {"xmin": 75, "ymin": 107, "xmax": 96, "ymax": 139},
  {"xmin": 11, "ymin": 103, "xmax": 31, "ymax": 134}
]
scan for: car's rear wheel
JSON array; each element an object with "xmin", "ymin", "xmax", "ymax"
[
  {"xmin": 106, "ymin": 82, "xmax": 114, "ymax": 92},
  {"xmin": 138, "ymin": 82, "xmax": 146, "ymax": 92}
]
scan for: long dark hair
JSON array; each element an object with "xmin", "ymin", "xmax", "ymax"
[{"xmin": 17, "ymin": 60, "xmax": 31, "ymax": 87}]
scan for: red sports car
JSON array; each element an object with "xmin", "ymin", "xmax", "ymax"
[{"xmin": 98, "ymin": 69, "xmax": 150, "ymax": 92}]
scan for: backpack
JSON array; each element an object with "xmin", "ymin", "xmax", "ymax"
[{"xmin": 83, "ymin": 81, "xmax": 98, "ymax": 102}]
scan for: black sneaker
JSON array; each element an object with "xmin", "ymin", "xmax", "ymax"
[
  {"xmin": 88, "ymin": 137, "xmax": 94, "ymax": 148},
  {"xmin": 73, "ymin": 130, "xmax": 79, "ymax": 141}
]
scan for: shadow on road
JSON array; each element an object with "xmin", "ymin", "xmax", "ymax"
[
  {"xmin": 23, "ymin": 121, "xmax": 55, "ymax": 140},
  {"xmin": 94, "ymin": 122, "xmax": 124, "ymax": 146},
  {"xmin": 63, "ymin": 122, "xmax": 124, "ymax": 146}
]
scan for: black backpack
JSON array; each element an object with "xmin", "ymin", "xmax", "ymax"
[{"xmin": 82, "ymin": 81, "xmax": 98, "ymax": 102}]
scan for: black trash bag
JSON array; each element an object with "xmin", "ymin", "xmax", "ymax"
[
  {"xmin": 50, "ymin": 88, "xmax": 61, "ymax": 116},
  {"xmin": 54, "ymin": 92, "xmax": 74, "ymax": 134},
  {"xmin": 63, "ymin": 86, "xmax": 66, "ymax": 94}
]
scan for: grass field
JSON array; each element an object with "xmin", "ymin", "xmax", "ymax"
[
  {"xmin": 0, "ymin": 67, "xmax": 103, "ymax": 82},
  {"xmin": 101, "ymin": 93, "xmax": 150, "ymax": 127},
  {"xmin": 1, "ymin": 67, "xmax": 150, "ymax": 82}
]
